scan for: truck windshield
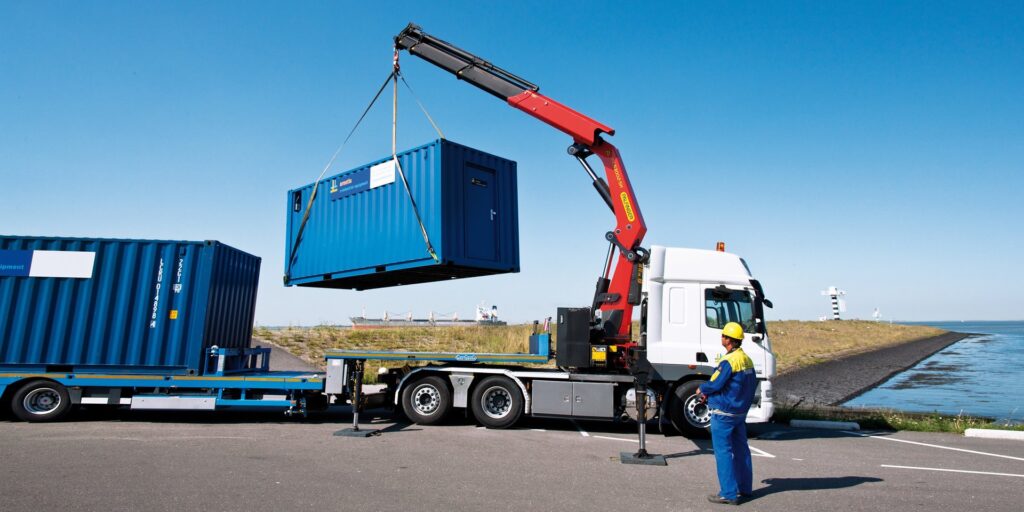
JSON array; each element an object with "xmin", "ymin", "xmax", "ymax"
[{"xmin": 705, "ymin": 288, "xmax": 757, "ymax": 334}]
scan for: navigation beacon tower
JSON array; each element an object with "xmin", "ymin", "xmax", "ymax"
[{"xmin": 821, "ymin": 286, "xmax": 847, "ymax": 320}]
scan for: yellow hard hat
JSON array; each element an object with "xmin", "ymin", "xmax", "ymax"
[{"xmin": 722, "ymin": 322, "xmax": 744, "ymax": 340}]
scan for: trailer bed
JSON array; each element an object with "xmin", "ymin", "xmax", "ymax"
[{"xmin": 324, "ymin": 349, "xmax": 549, "ymax": 364}]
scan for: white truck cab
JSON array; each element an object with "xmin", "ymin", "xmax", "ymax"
[{"xmin": 645, "ymin": 245, "xmax": 776, "ymax": 430}]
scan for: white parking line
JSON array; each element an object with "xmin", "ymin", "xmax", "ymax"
[
  {"xmin": 593, "ymin": 435, "xmax": 638, "ymax": 443},
  {"xmin": 844, "ymin": 431, "xmax": 1024, "ymax": 462},
  {"xmin": 571, "ymin": 420, "xmax": 590, "ymax": 438},
  {"xmin": 881, "ymin": 465, "xmax": 1024, "ymax": 478},
  {"xmin": 749, "ymin": 445, "xmax": 775, "ymax": 458}
]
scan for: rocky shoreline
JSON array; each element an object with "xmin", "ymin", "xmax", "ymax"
[{"xmin": 772, "ymin": 331, "xmax": 971, "ymax": 408}]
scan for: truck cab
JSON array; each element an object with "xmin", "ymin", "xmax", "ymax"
[{"xmin": 645, "ymin": 245, "xmax": 775, "ymax": 431}]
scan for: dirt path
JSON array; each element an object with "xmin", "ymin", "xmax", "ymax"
[{"xmin": 772, "ymin": 331, "xmax": 971, "ymax": 407}]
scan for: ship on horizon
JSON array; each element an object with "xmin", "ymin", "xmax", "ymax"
[{"xmin": 350, "ymin": 302, "xmax": 507, "ymax": 329}]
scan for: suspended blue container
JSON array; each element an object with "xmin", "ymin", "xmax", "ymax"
[
  {"xmin": 0, "ymin": 236, "xmax": 261, "ymax": 375},
  {"xmin": 284, "ymin": 139, "xmax": 519, "ymax": 290}
]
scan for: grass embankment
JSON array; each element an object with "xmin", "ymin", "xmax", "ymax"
[
  {"xmin": 259, "ymin": 320, "xmax": 944, "ymax": 374},
  {"xmin": 256, "ymin": 319, "xmax": 942, "ymax": 384},
  {"xmin": 770, "ymin": 320, "xmax": 944, "ymax": 374},
  {"xmin": 254, "ymin": 323, "xmax": 542, "ymax": 381}
]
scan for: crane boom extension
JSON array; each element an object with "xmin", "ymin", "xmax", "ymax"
[{"xmin": 394, "ymin": 23, "xmax": 647, "ymax": 343}]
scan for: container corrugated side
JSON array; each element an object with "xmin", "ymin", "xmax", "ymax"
[
  {"xmin": 285, "ymin": 139, "xmax": 519, "ymax": 290},
  {"xmin": 0, "ymin": 236, "xmax": 261, "ymax": 374}
]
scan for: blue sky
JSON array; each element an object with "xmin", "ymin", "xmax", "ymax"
[{"xmin": 2, "ymin": 1, "xmax": 1022, "ymax": 323}]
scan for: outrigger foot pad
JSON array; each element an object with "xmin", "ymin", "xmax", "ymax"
[
  {"xmin": 620, "ymin": 450, "xmax": 667, "ymax": 466},
  {"xmin": 334, "ymin": 428, "xmax": 379, "ymax": 438}
]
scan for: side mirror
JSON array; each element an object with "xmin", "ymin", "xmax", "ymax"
[
  {"xmin": 705, "ymin": 307, "xmax": 720, "ymax": 328},
  {"xmin": 763, "ymin": 299, "xmax": 774, "ymax": 309}
]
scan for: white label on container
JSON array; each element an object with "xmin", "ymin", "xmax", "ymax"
[
  {"xmin": 370, "ymin": 159, "xmax": 396, "ymax": 189},
  {"xmin": 150, "ymin": 257, "xmax": 164, "ymax": 328},
  {"xmin": 27, "ymin": 251, "xmax": 95, "ymax": 278}
]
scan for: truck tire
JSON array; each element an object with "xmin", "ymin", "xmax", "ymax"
[
  {"xmin": 470, "ymin": 376, "xmax": 523, "ymax": 429},
  {"xmin": 401, "ymin": 375, "xmax": 451, "ymax": 425},
  {"xmin": 11, "ymin": 380, "xmax": 71, "ymax": 422},
  {"xmin": 667, "ymin": 380, "xmax": 710, "ymax": 437}
]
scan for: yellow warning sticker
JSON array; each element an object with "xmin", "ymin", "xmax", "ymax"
[
  {"xmin": 169, "ymin": 310, "xmax": 179, "ymax": 320},
  {"xmin": 619, "ymin": 192, "xmax": 636, "ymax": 222}
]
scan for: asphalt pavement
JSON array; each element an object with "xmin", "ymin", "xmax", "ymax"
[{"xmin": 2, "ymin": 408, "xmax": 1022, "ymax": 512}]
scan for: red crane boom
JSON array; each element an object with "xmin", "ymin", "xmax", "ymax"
[{"xmin": 394, "ymin": 23, "xmax": 647, "ymax": 343}]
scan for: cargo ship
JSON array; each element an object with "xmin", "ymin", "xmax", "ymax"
[{"xmin": 350, "ymin": 303, "xmax": 506, "ymax": 329}]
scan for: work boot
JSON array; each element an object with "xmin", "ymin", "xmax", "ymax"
[{"xmin": 707, "ymin": 494, "xmax": 739, "ymax": 505}]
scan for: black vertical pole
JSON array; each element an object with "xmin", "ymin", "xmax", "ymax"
[
  {"xmin": 621, "ymin": 298, "xmax": 666, "ymax": 465},
  {"xmin": 334, "ymin": 358, "xmax": 378, "ymax": 437}
]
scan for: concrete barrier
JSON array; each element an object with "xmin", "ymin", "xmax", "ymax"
[{"xmin": 964, "ymin": 428, "xmax": 1024, "ymax": 441}]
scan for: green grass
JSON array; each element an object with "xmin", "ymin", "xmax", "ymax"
[
  {"xmin": 772, "ymin": 405, "xmax": 1024, "ymax": 434},
  {"xmin": 256, "ymin": 319, "xmax": 944, "ymax": 376},
  {"xmin": 254, "ymin": 323, "xmax": 551, "ymax": 382}
]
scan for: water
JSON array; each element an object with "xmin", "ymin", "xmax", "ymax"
[{"xmin": 844, "ymin": 321, "xmax": 1024, "ymax": 423}]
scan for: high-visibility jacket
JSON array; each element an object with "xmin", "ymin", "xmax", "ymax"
[{"xmin": 699, "ymin": 347, "xmax": 758, "ymax": 416}]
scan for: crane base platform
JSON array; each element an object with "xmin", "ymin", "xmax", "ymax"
[
  {"xmin": 620, "ymin": 451, "xmax": 667, "ymax": 466},
  {"xmin": 334, "ymin": 427, "xmax": 379, "ymax": 438}
]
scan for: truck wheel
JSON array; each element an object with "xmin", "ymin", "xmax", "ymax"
[
  {"xmin": 401, "ymin": 376, "xmax": 451, "ymax": 425},
  {"xmin": 667, "ymin": 380, "xmax": 710, "ymax": 437},
  {"xmin": 470, "ymin": 376, "xmax": 523, "ymax": 429},
  {"xmin": 11, "ymin": 380, "xmax": 71, "ymax": 422}
]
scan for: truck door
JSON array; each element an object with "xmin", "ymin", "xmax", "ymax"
[
  {"xmin": 647, "ymin": 282, "xmax": 701, "ymax": 365},
  {"xmin": 699, "ymin": 285, "xmax": 766, "ymax": 377}
]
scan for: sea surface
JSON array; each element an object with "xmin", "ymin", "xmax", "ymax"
[{"xmin": 844, "ymin": 320, "xmax": 1024, "ymax": 423}]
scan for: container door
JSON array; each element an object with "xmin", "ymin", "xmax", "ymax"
[{"xmin": 463, "ymin": 163, "xmax": 498, "ymax": 261}]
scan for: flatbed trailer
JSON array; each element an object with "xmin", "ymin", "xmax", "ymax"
[
  {"xmin": 0, "ymin": 348, "xmax": 325, "ymax": 419},
  {"xmin": 3, "ymin": 331, "xmax": 769, "ymax": 440},
  {"xmin": 0, "ymin": 341, "xmax": 558, "ymax": 422}
]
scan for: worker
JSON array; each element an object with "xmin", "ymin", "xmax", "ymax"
[{"xmin": 697, "ymin": 321, "xmax": 758, "ymax": 505}]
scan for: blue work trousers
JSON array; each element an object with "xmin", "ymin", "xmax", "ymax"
[{"xmin": 710, "ymin": 413, "xmax": 752, "ymax": 500}]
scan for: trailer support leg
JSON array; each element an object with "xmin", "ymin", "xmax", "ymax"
[
  {"xmin": 335, "ymin": 359, "xmax": 378, "ymax": 438},
  {"xmin": 621, "ymin": 348, "xmax": 666, "ymax": 466}
]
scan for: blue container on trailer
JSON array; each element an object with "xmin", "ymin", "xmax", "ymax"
[
  {"xmin": 284, "ymin": 139, "xmax": 519, "ymax": 290},
  {"xmin": 0, "ymin": 236, "xmax": 261, "ymax": 375}
]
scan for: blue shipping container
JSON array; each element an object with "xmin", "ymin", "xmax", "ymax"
[
  {"xmin": 284, "ymin": 139, "xmax": 519, "ymax": 290},
  {"xmin": 0, "ymin": 236, "xmax": 261, "ymax": 375}
]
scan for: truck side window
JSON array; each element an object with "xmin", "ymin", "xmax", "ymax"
[{"xmin": 704, "ymin": 288, "xmax": 756, "ymax": 333}]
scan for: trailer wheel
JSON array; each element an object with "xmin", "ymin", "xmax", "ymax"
[
  {"xmin": 667, "ymin": 380, "xmax": 710, "ymax": 437},
  {"xmin": 11, "ymin": 380, "xmax": 71, "ymax": 422},
  {"xmin": 470, "ymin": 376, "xmax": 523, "ymax": 429},
  {"xmin": 401, "ymin": 376, "xmax": 451, "ymax": 425}
]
